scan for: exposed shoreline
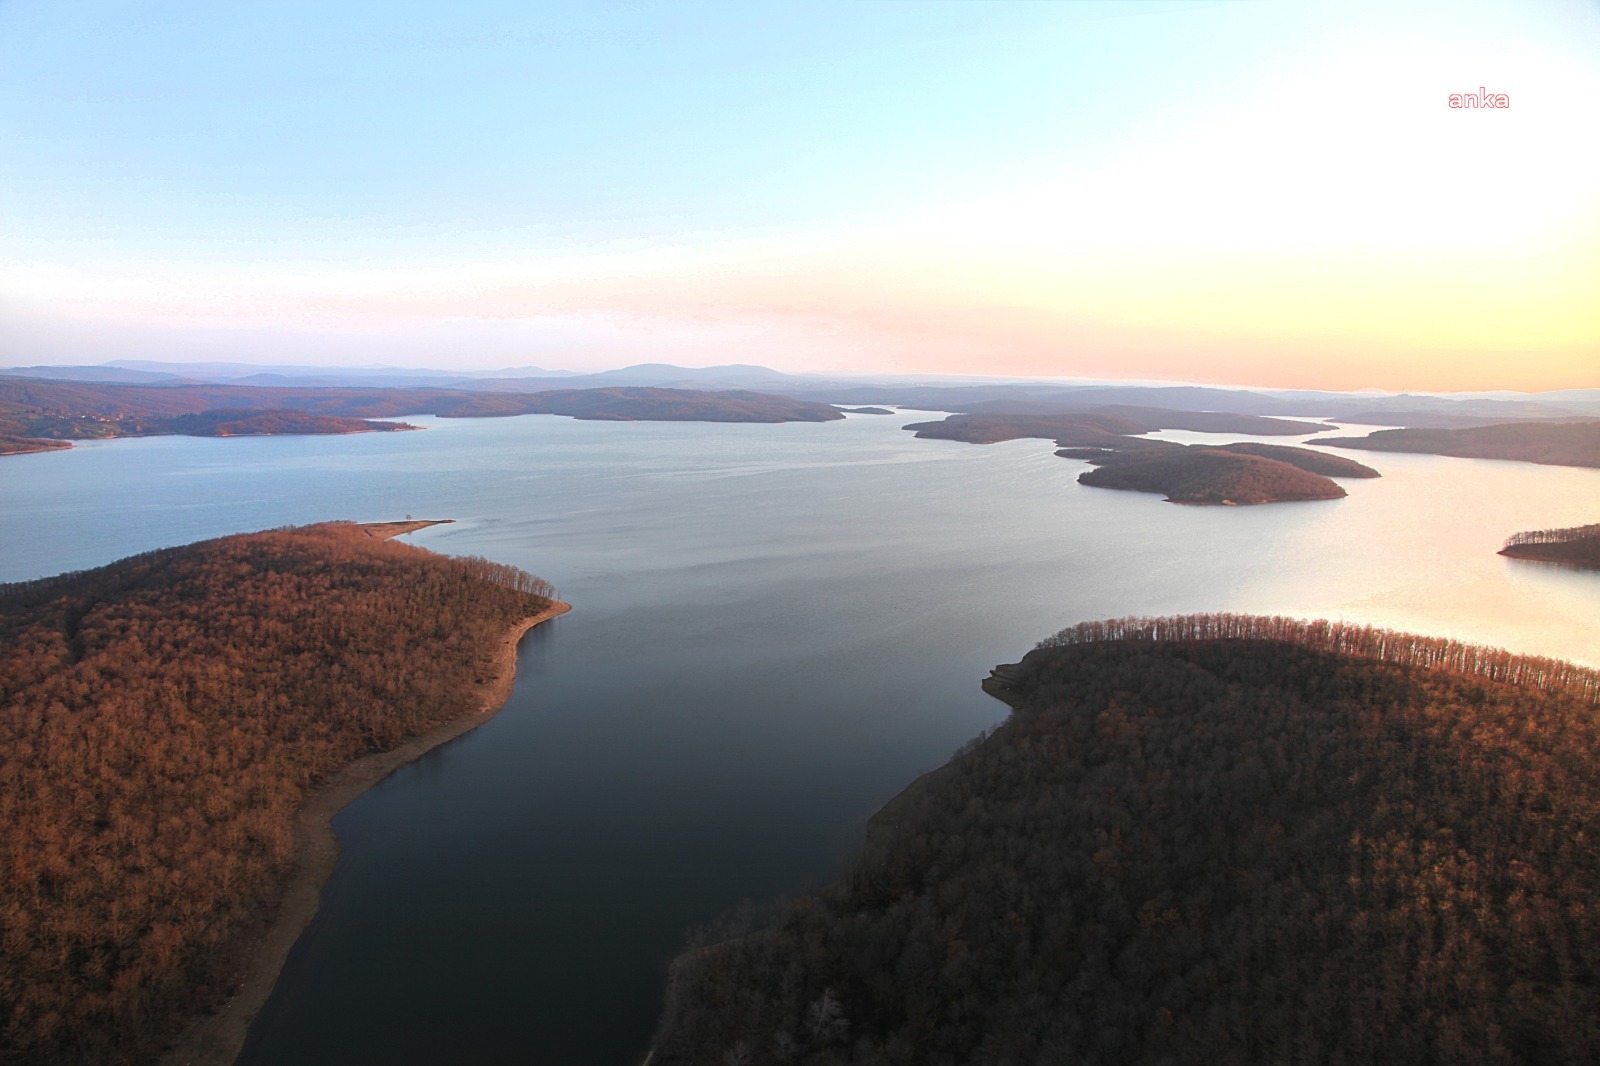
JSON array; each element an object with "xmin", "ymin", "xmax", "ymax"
[
  {"xmin": 0, "ymin": 437, "xmax": 74, "ymax": 456},
  {"xmin": 357, "ymin": 517, "xmax": 455, "ymax": 539},
  {"xmin": 158, "ymin": 597, "xmax": 571, "ymax": 1066}
]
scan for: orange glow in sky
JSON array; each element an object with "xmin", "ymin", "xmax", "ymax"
[{"xmin": 1, "ymin": 0, "xmax": 1596, "ymax": 390}]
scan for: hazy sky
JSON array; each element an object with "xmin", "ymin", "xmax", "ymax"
[{"xmin": 2, "ymin": 0, "xmax": 1596, "ymax": 389}]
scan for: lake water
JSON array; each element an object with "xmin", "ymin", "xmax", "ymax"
[{"xmin": 3, "ymin": 411, "xmax": 1597, "ymax": 1064}]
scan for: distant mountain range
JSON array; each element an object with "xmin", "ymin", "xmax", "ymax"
[
  {"xmin": 2, "ymin": 361, "xmax": 1596, "ymax": 425},
  {"xmin": 0, "ymin": 360, "xmax": 579, "ymax": 389}
]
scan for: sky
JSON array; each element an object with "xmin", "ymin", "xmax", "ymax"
[{"xmin": 1, "ymin": 0, "xmax": 1597, "ymax": 390}]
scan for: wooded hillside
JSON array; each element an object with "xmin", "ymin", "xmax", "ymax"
[
  {"xmin": 0, "ymin": 524, "xmax": 554, "ymax": 1065},
  {"xmin": 651, "ymin": 615, "xmax": 1600, "ymax": 1065}
]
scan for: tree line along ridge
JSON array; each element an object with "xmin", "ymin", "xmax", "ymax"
[
  {"xmin": 1497, "ymin": 523, "xmax": 1600, "ymax": 568},
  {"xmin": 1032, "ymin": 612, "xmax": 1600, "ymax": 702}
]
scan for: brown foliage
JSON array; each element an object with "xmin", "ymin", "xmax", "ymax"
[
  {"xmin": 652, "ymin": 618, "xmax": 1600, "ymax": 1065},
  {"xmin": 1035, "ymin": 613, "xmax": 1599, "ymax": 701},
  {"xmin": 0, "ymin": 523, "xmax": 553, "ymax": 1065}
]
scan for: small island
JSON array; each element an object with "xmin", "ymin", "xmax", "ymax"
[
  {"xmin": 1498, "ymin": 523, "xmax": 1600, "ymax": 568},
  {"xmin": 1059, "ymin": 440, "xmax": 1379, "ymax": 505},
  {"xmin": 1073, "ymin": 447, "xmax": 1349, "ymax": 504},
  {"xmin": 1317, "ymin": 420, "xmax": 1600, "ymax": 469},
  {"xmin": 834, "ymin": 406, "xmax": 894, "ymax": 415},
  {"xmin": 0, "ymin": 522, "xmax": 565, "ymax": 1066},
  {"xmin": 649, "ymin": 615, "xmax": 1600, "ymax": 1065}
]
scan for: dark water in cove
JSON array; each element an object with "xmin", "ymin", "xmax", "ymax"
[{"xmin": 2, "ymin": 412, "xmax": 1597, "ymax": 1064}]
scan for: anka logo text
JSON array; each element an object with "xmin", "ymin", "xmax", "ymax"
[{"xmin": 1449, "ymin": 86, "xmax": 1510, "ymax": 108}]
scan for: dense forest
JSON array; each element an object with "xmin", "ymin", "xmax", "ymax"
[
  {"xmin": 0, "ymin": 378, "xmax": 843, "ymax": 445},
  {"xmin": 1318, "ymin": 420, "xmax": 1600, "ymax": 468},
  {"xmin": 0, "ymin": 524, "xmax": 556, "ymax": 1065},
  {"xmin": 651, "ymin": 614, "xmax": 1599, "ymax": 1065},
  {"xmin": 1499, "ymin": 523, "xmax": 1600, "ymax": 568}
]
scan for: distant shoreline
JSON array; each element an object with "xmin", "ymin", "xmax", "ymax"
[{"xmin": 158, "ymin": 596, "xmax": 571, "ymax": 1066}]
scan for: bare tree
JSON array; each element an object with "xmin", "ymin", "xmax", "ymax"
[{"xmin": 806, "ymin": 988, "xmax": 849, "ymax": 1044}]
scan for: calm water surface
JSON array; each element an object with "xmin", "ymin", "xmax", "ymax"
[{"xmin": 3, "ymin": 412, "xmax": 1597, "ymax": 1064}]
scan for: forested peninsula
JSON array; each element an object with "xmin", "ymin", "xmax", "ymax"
[
  {"xmin": 1499, "ymin": 523, "xmax": 1600, "ymax": 568},
  {"xmin": 1318, "ymin": 420, "xmax": 1600, "ymax": 469},
  {"xmin": 0, "ymin": 523, "xmax": 565, "ymax": 1066},
  {"xmin": 1058, "ymin": 440, "xmax": 1379, "ymax": 505},
  {"xmin": 0, "ymin": 378, "xmax": 843, "ymax": 452},
  {"xmin": 902, "ymin": 409, "xmax": 1373, "ymax": 504},
  {"xmin": 902, "ymin": 409, "xmax": 1332, "ymax": 445},
  {"xmin": 651, "ymin": 615, "xmax": 1599, "ymax": 1066}
]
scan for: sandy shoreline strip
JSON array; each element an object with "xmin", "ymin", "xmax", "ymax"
[
  {"xmin": 0, "ymin": 439, "xmax": 74, "ymax": 456},
  {"xmin": 356, "ymin": 517, "xmax": 454, "ymax": 539},
  {"xmin": 159, "ymin": 597, "xmax": 571, "ymax": 1066}
]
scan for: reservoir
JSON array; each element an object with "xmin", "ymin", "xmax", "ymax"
[{"xmin": 3, "ymin": 411, "xmax": 1596, "ymax": 1064}]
